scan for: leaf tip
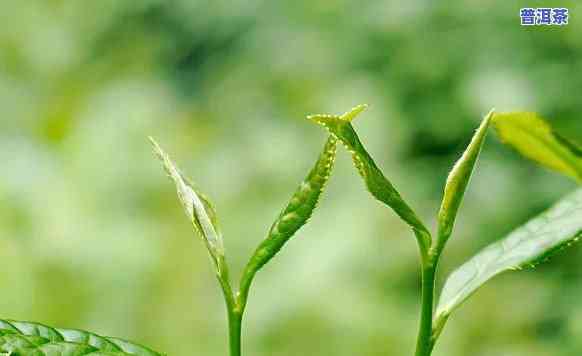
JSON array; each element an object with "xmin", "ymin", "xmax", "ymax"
[
  {"xmin": 306, "ymin": 104, "xmax": 369, "ymax": 125},
  {"xmin": 148, "ymin": 135, "xmax": 159, "ymax": 148},
  {"xmin": 485, "ymin": 108, "xmax": 495, "ymax": 120},
  {"xmin": 148, "ymin": 136, "xmax": 165, "ymax": 160},
  {"xmin": 340, "ymin": 103, "xmax": 369, "ymax": 122},
  {"xmin": 477, "ymin": 108, "xmax": 494, "ymax": 133}
]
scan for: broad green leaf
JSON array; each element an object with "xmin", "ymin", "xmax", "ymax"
[
  {"xmin": 150, "ymin": 137, "xmax": 225, "ymax": 271},
  {"xmin": 435, "ymin": 188, "xmax": 582, "ymax": 321},
  {"xmin": 308, "ymin": 105, "xmax": 431, "ymax": 250},
  {"xmin": 0, "ymin": 319, "xmax": 163, "ymax": 356},
  {"xmin": 239, "ymin": 135, "xmax": 337, "ymax": 298},
  {"xmin": 492, "ymin": 112, "xmax": 582, "ymax": 182},
  {"xmin": 436, "ymin": 110, "xmax": 492, "ymax": 251}
]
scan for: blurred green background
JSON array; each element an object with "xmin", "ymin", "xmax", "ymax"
[{"xmin": 1, "ymin": 1, "xmax": 581, "ymax": 355}]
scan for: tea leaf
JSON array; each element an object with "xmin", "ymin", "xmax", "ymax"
[
  {"xmin": 239, "ymin": 135, "xmax": 337, "ymax": 301},
  {"xmin": 436, "ymin": 110, "xmax": 492, "ymax": 251},
  {"xmin": 492, "ymin": 112, "xmax": 582, "ymax": 182},
  {"xmin": 308, "ymin": 105, "xmax": 431, "ymax": 252},
  {"xmin": 435, "ymin": 188, "xmax": 582, "ymax": 321},
  {"xmin": 0, "ymin": 319, "xmax": 163, "ymax": 355},
  {"xmin": 150, "ymin": 137, "xmax": 225, "ymax": 271}
]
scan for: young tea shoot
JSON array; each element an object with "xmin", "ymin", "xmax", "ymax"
[
  {"xmin": 150, "ymin": 106, "xmax": 367, "ymax": 356},
  {"xmin": 310, "ymin": 108, "xmax": 581, "ymax": 356},
  {"xmin": 4, "ymin": 107, "xmax": 579, "ymax": 356}
]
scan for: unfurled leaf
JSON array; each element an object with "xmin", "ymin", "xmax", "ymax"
[
  {"xmin": 239, "ymin": 135, "xmax": 337, "ymax": 298},
  {"xmin": 150, "ymin": 137, "xmax": 225, "ymax": 270},
  {"xmin": 492, "ymin": 112, "xmax": 582, "ymax": 182},
  {"xmin": 436, "ymin": 110, "xmax": 492, "ymax": 251},
  {"xmin": 435, "ymin": 188, "xmax": 582, "ymax": 321},
  {"xmin": 308, "ymin": 105, "xmax": 431, "ymax": 250},
  {"xmin": 0, "ymin": 319, "xmax": 163, "ymax": 355}
]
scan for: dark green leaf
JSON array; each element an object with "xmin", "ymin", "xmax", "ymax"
[
  {"xmin": 492, "ymin": 112, "xmax": 582, "ymax": 182},
  {"xmin": 435, "ymin": 188, "xmax": 582, "ymax": 321},
  {"xmin": 0, "ymin": 319, "xmax": 163, "ymax": 356}
]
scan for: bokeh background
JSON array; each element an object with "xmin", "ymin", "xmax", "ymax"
[{"xmin": 1, "ymin": 1, "xmax": 581, "ymax": 355}]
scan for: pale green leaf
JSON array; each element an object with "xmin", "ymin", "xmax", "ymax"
[
  {"xmin": 492, "ymin": 112, "xmax": 582, "ymax": 182},
  {"xmin": 436, "ymin": 110, "xmax": 492, "ymax": 250},
  {"xmin": 0, "ymin": 319, "xmax": 163, "ymax": 356},
  {"xmin": 239, "ymin": 135, "xmax": 337, "ymax": 301},
  {"xmin": 308, "ymin": 105, "xmax": 431, "ymax": 250},
  {"xmin": 150, "ymin": 137, "xmax": 225, "ymax": 271},
  {"xmin": 435, "ymin": 188, "xmax": 582, "ymax": 321}
]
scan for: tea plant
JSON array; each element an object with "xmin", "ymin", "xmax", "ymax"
[
  {"xmin": 149, "ymin": 105, "xmax": 367, "ymax": 356},
  {"xmin": 0, "ymin": 106, "xmax": 360, "ymax": 356},
  {"xmin": 309, "ymin": 107, "xmax": 581, "ymax": 356},
  {"xmin": 2, "ymin": 107, "xmax": 579, "ymax": 356}
]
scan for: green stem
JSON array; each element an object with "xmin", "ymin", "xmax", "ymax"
[
  {"xmin": 215, "ymin": 259, "xmax": 243, "ymax": 356},
  {"xmin": 414, "ymin": 257, "xmax": 437, "ymax": 356},
  {"xmin": 227, "ymin": 308, "xmax": 243, "ymax": 356}
]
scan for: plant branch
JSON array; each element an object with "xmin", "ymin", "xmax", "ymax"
[
  {"xmin": 414, "ymin": 255, "xmax": 438, "ymax": 356},
  {"xmin": 227, "ymin": 307, "xmax": 243, "ymax": 356},
  {"xmin": 215, "ymin": 258, "xmax": 242, "ymax": 356}
]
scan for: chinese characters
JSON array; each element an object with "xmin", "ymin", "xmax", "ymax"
[{"xmin": 520, "ymin": 8, "xmax": 569, "ymax": 26}]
